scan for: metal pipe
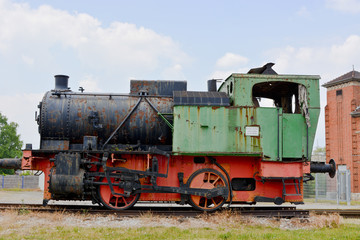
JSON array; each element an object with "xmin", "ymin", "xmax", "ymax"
[
  {"xmin": 277, "ymin": 107, "xmax": 280, "ymax": 160},
  {"xmin": 310, "ymin": 159, "xmax": 336, "ymax": 178},
  {"xmin": 0, "ymin": 158, "xmax": 22, "ymax": 169},
  {"xmin": 306, "ymin": 125, "xmax": 309, "ymax": 160},
  {"xmin": 101, "ymin": 97, "xmax": 143, "ymax": 149},
  {"xmin": 51, "ymin": 92, "xmax": 173, "ymax": 98}
]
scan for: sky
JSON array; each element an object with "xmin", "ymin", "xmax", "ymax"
[{"xmin": 0, "ymin": 0, "xmax": 360, "ymax": 149}]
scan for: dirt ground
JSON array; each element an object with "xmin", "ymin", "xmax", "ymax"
[{"xmin": 1, "ymin": 209, "xmax": 356, "ymax": 232}]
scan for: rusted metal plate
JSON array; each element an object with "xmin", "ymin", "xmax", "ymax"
[
  {"xmin": 38, "ymin": 92, "xmax": 174, "ymax": 148},
  {"xmin": 41, "ymin": 140, "xmax": 69, "ymax": 150},
  {"xmin": 130, "ymin": 80, "xmax": 187, "ymax": 96},
  {"xmin": 173, "ymin": 106, "xmax": 261, "ymax": 154}
]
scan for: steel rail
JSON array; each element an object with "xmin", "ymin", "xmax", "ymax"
[
  {"xmin": 0, "ymin": 203, "xmax": 311, "ymax": 218},
  {"xmin": 309, "ymin": 209, "xmax": 360, "ymax": 218}
]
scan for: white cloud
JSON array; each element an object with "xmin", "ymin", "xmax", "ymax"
[
  {"xmin": 210, "ymin": 53, "xmax": 249, "ymax": 80},
  {"xmin": 210, "ymin": 68, "xmax": 249, "ymax": 80},
  {"xmin": 78, "ymin": 75, "xmax": 102, "ymax": 92},
  {"xmin": 215, "ymin": 53, "xmax": 248, "ymax": 69},
  {"xmin": 161, "ymin": 64, "xmax": 186, "ymax": 80},
  {"xmin": 267, "ymin": 35, "xmax": 360, "ymax": 77},
  {"xmin": 296, "ymin": 6, "xmax": 311, "ymax": 17},
  {"xmin": 0, "ymin": 0, "xmax": 189, "ymax": 85},
  {"xmin": 330, "ymin": 35, "xmax": 360, "ymax": 65},
  {"xmin": 266, "ymin": 35, "xmax": 360, "ymax": 147},
  {"xmin": 326, "ymin": 0, "xmax": 360, "ymax": 13},
  {"xmin": 21, "ymin": 55, "xmax": 34, "ymax": 65},
  {"xmin": 0, "ymin": 0, "xmax": 190, "ymax": 148}
]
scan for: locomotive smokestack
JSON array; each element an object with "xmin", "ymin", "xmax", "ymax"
[{"xmin": 54, "ymin": 75, "xmax": 69, "ymax": 90}]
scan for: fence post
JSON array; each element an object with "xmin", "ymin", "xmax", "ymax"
[
  {"xmin": 21, "ymin": 175, "xmax": 24, "ymax": 189},
  {"xmin": 1, "ymin": 175, "xmax": 4, "ymax": 188},
  {"xmin": 315, "ymin": 173, "xmax": 318, "ymax": 203},
  {"xmin": 337, "ymin": 172, "xmax": 340, "ymax": 205},
  {"xmin": 346, "ymin": 169, "xmax": 351, "ymax": 206}
]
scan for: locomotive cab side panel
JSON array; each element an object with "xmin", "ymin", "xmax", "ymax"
[{"xmin": 216, "ymin": 73, "xmax": 320, "ymax": 161}]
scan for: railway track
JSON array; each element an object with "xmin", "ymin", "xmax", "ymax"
[
  {"xmin": 1, "ymin": 203, "xmax": 359, "ymax": 218},
  {"xmin": 0, "ymin": 203, "xmax": 308, "ymax": 218},
  {"xmin": 309, "ymin": 209, "xmax": 360, "ymax": 218}
]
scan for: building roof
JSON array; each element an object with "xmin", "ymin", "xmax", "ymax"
[{"xmin": 322, "ymin": 70, "xmax": 360, "ymax": 88}]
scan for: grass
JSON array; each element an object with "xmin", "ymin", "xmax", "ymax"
[
  {"xmin": 0, "ymin": 188, "xmax": 41, "ymax": 192},
  {"xmin": 304, "ymin": 198, "xmax": 360, "ymax": 206},
  {"xmin": 1, "ymin": 224, "xmax": 359, "ymax": 240},
  {"xmin": 0, "ymin": 209, "xmax": 358, "ymax": 240}
]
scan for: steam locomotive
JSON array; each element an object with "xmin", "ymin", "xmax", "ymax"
[{"xmin": 0, "ymin": 63, "xmax": 336, "ymax": 211}]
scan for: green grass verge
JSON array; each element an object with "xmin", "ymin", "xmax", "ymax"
[
  {"xmin": 0, "ymin": 225, "xmax": 359, "ymax": 240},
  {"xmin": 0, "ymin": 188, "xmax": 41, "ymax": 192},
  {"xmin": 304, "ymin": 198, "xmax": 360, "ymax": 206}
]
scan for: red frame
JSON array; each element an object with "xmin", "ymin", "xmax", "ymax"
[{"xmin": 22, "ymin": 151, "xmax": 307, "ymax": 204}]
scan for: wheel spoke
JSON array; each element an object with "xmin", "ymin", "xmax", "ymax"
[
  {"xmin": 98, "ymin": 177, "xmax": 139, "ymax": 210},
  {"xmin": 122, "ymin": 196, "xmax": 128, "ymax": 205},
  {"xmin": 204, "ymin": 198, "xmax": 208, "ymax": 208},
  {"xmin": 188, "ymin": 169, "xmax": 227, "ymax": 211},
  {"xmin": 212, "ymin": 176, "xmax": 221, "ymax": 186},
  {"xmin": 205, "ymin": 172, "xmax": 210, "ymax": 183}
]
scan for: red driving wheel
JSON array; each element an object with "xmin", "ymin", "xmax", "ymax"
[
  {"xmin": 98, "ymin": 177, "xmax": 139, "ymax": 210},
  {"xmin": 187, "ymin": 168, "xmax": 228, "ymax": 211}
]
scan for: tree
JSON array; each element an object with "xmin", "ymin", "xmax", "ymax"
[
  {"xmin": 313, "ymin": 146, "xmax": 326, "ymax": 155},
  {"xmin": 0, "ymin": 112, "xmax": 23, "ymax": 175}
]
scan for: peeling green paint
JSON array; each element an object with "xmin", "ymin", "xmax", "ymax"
[{"xmin": 172, "ymin": 73, "xmax": 320, "ymax": 161}]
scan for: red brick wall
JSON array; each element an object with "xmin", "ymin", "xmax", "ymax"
[{"xmin": 325, "ymin": 83, "xmax": 360, "ymax": 192}]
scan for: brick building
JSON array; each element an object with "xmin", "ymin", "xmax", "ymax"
[{"xmin": 323, "ymin": 70, "xmax": 360, "ymax": 199}]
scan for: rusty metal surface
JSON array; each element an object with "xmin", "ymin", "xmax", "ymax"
[
  {"xmin": 130, "ymin": 80, "xmax": 187, "ymax": 96},
  {"xmin": 215, "ymin": 73, "xmax": 320, "ymax": 161},
  {"xmin": 38, "ymin": 91, "xmax": 174, "ymax": 149},
  {"xmin": 0, "ymin": 158, "xmax": 22, "ymax": 169},
  {"xmin": 49, "ymin": 153, "xmax": 84, "ymax": 197},
  {"xmin": 172, "ymin": 106, "xmax": 261, "ymax": 154},
  {"xmin": 49, "ymin": 170, "xmax": 85, "ymax": 196}
]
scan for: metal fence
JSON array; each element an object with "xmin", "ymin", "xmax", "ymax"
[
  {"xmin": 0, "ymin": 175, "xmax": 39, "ymax": 189},
  {"xmin": 303, "ymin": 168, "xmax": 351, "ymax": 205}
]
